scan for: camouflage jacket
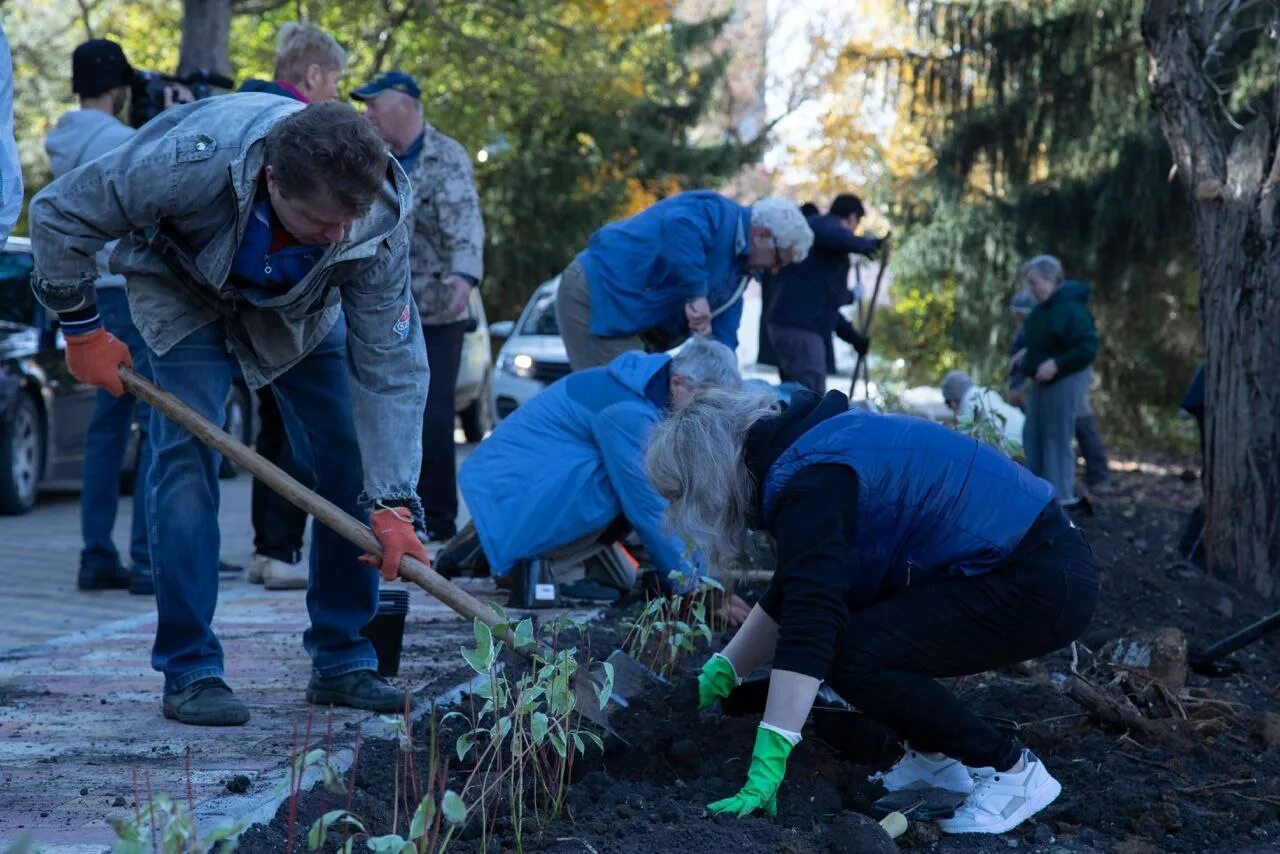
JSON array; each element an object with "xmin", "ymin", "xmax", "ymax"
[{"xmin": 406, "ymin": 122, "xmax": 485, "ymax": 325}]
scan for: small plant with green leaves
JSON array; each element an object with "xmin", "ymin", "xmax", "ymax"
[
  {"xmin": 446, "ymin": 606, "xmax": 609, "ymax": 850},
  {"xmin": 304, "ymin": 706, "xmax": 467, "ymax": 854},
  {"xmin": 621, "ymin": 574, "xmax": 722, "ymax": 680},
  {"xmin": 109, "ymin": 793, "xmax": 245, "ymax": 854},
  {"xmin": 954, "ymin": 403, "xmax": 1024, "ymax": 459}
]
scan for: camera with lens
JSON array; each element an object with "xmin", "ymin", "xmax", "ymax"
[{"xmin": 129, "ymin": 68, "xmax": 235, "ymax": 129}]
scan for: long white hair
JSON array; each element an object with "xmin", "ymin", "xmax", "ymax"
[{"xmin": 645, "ymin": 388, "xmax": 777, "ymax": 568}]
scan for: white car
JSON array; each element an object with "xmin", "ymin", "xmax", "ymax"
[
  {"xmin": 488, "ymin": 277, "xmax": 570, "ymax": 423},
  {"xmin": 454, "ymin": 288, "xmax": 494, "ymax": 442}
]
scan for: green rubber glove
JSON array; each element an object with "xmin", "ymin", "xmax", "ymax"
[
  {"xmin": 697, "ymin": 653, "xmax": 738, "ymax": 711},
  {"xmin": 707, "ymin": 725, "xmax": 795, "ymax": 818}
]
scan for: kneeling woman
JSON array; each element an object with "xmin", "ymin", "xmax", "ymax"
[{"xmin": 646, "ymin": 389, "xmax": 1098, "ymax": 834}]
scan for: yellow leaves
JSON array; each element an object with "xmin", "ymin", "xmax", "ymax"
[{"xmin": 623, "ymin": 175, "xmax": 684, "ymax": 216}]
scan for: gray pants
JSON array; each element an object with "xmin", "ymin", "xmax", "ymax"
[
  {"xmin": 1023, "ymin": 369, "xmax": 1090, "ymax": 504},
  {"xmin": 555, "ymin": 257, "xmax": 643, "ymax": 371},
  {"xmin": 769, "ymin": 324, "xmax": 826, "ymax": 394},
  {"xmin": 1073, "ymin": 371, "xmax": 1110, "ymax": 486}
]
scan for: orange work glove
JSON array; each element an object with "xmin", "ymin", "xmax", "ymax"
[
  {"xmin": 361, "ymin": 506, "xmax": 429, "ymax": 581},
  {"xmin": 65, "ymin": 327, "xmax": 132, "ymax": 396}
]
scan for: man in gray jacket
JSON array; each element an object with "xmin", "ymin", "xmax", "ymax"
[
  {"xmin": 355, "ymin": 72, "xmax": 484, "ymax": 542},
  {"xmin": 46, "ymin": 40, "xmax": 168, "ymax": 594},
  {"xmin": 29, "ymin": 96, "xmax": 430, "ymax": 726}
]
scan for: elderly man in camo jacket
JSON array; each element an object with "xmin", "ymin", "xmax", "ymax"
[{"xmin": 354, "ymin": 71, "xmax": 485, "ymax": 542}]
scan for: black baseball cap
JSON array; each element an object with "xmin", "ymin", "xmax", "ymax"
[{"xmin": 72, "ymin": 40, "xmax": 134, "ymax": 98}]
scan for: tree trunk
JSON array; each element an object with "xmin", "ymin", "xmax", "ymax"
[
  {"xmin": 178, "ymin": 0, "xmax": 233, "ymax": 77},
  {"xmin": 1143, "ymin": 2, "xmax": 1280, "ymax": 597}
]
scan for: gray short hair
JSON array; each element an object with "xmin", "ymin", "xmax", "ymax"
[
  {"xmin": 940, "ymin": 370, "xmax": 973, "ymax": 405},
  {"xmin": 275, "ymin": 22, "xmax": 346, "ymax": 83},
  {"xmin": 1020, "ymin": 254, "xmax": 1064, "ymax": 286},
  {"xmin": 670, "ymin": 337, "xmax": 742, "ymax": 392},
  {"xmin": 646, "ymin": 388, "xmax": 776, "ymax": 568},
  {"xmin": 750, "ymin": 197, "xmax": 815, "ymax": 263}
]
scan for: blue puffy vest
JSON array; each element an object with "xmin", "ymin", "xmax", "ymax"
[{"xmin": 762, "ymin": 410, "xmax": 1054, "ymax": 603}]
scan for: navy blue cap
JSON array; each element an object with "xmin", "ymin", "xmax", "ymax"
[{"xmin": 350, "ymin": 71, "xmax": 421, "ymax": 102}]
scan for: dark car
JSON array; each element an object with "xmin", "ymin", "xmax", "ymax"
[{"xmin": 0, "ymin": 237, "xmax": 251, "ymax": 514}]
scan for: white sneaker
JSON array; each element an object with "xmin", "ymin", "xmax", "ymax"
[
  {"xmin": 261, "ymin": 556, "xmax": 308, "ymax": 590},
  {"xmin": 869, "ymin": 745, "xmax": 974, "ymax": 794},
  {"xmin": 248, "ymin": 553, "xmax": 269, "ymax": 584},
  {"xmin": 939, "ymin": 749, "xmax": 1061, "ymax": 835}
]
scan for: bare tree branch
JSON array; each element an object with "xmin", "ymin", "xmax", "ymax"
[
  {"xmin": 73, "ymin": 0, "xmax": 102, "ymax": 39},
  {"xmin": 231, "ymin": 0, "xmax": 292, "ymax": 15}
]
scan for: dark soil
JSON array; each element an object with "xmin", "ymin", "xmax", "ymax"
[{"xmin": 239, "ymin": 456, "xmax": 1280, "ymax": 852}]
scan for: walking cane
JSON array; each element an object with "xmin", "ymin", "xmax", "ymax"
[{"xmin": 849, "ymin": 235, "xmax": 891, "ymax": 399}]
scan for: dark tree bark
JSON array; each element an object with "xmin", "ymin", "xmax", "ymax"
[
  {"xmin": 178, "ymin": 0, "xmax": 233, "ymax": 76},
  {"xmin": 1142, "ymin": 1, "xmax": 1280, "ymax": 596}
]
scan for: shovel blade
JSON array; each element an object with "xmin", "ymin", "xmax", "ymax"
[{"xmin": 575, "ymin": 650, "xmax": 668, "ymax": 740}]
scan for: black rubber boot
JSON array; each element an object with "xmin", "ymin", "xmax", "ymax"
[
  {"xmin": 162, "ymin": 678, "xmax": 250, "ymax": 726},
  {"xmin": 306, "ymin": 669, "xmax": 408, "ymax": 713}
]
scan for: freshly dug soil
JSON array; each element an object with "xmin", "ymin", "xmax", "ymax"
[{"xmin": 240, "ymin": 456, "xmax": 1280, "ymax": 852}]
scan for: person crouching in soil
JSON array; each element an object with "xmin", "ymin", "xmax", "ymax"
[{"xmin": 645, "ymin": 387, "xmax": 1099, "ymax": 834}]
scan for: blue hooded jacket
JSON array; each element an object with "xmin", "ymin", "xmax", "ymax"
[
  {"xmin": 578, "ymin": 191, "xmax": 751, "ymax": 349},
  {"xmin": 762, "ymin": 408, "xmax": 1054, "ymax": 607},
  {"xmin": 459, "ymin": 351, "xmax": 697, "ymax": 580}
]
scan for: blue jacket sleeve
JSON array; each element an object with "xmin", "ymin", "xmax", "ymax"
[
  {"xmin": 591, "ymin": 403, "xmax": 699, "ymax": 584},
  {"xmin": 659, "ymin": 209, "xmax": 712, "ymax": 300},
  {"xmin": 0, "ymin": 24, "xmax": 22, "ymax": 243}
]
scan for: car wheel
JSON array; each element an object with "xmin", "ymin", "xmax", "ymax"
[
  {"xmin": 0, "ymin": 393, "xmax": 42, "ymax": 515},
  {"xmin": 460, "ymin": 374, "xmax": 493, "ymax": 443},
  {"xmin": 218, "ymin": 385, "xmax": 252, "ymax": 479}
]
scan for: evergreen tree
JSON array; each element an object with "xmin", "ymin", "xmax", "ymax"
[{"xmin": 855, "ymin": 1, "xmax": 1202, "ymax": 441}]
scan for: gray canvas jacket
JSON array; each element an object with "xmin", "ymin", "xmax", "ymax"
[
  {"xmin": 28, "ymin": 93, "xmax": 429, "ymax": 512},
  {"xmin": 406, "ymin": 122, "xmax": 485, "ymax": 325}
]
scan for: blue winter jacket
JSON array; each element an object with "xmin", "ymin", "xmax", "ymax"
[
  {"xmin": 459, "ymin": 351, "xmax": 698, "ymax": 581},
  {"xmin": 768, "ymin": 213, "xmax": 878, "ymax": 336},
  {"xmin": 762, "ymin": 408, "xmax": 1054, "ymax": 606},
  {"xmin": 578, "ymin": 191, "xmax": 751, "ymax": 349}
]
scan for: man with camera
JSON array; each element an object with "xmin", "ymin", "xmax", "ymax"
[
  {"xmin": 44, "ymin": 40, "xmax": 203, "ymax": 594},
  {"xmin": 354, "ymin": 71, "xmax": 485, "ymax": 544},
  {"xmin": 29, "ymin": 97, "xmax": 430, "ymax": 726}
]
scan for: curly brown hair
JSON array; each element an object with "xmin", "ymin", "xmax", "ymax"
[{"xmin": 264, "ymin": 102, "xmax": 388, "ymax": 216}]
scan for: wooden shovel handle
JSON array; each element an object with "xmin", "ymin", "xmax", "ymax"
[{"xmin": 118, "ymin": 366, "xmax": 509, "ymax": 640}]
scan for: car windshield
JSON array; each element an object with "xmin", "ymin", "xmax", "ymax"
[
  {"xmin": 518, "ymin": 291, "xmax": 560, "ymax": 336},
  {"xmin": 0, "ymin": 251, "xmax": 36, "ymax": 326}
]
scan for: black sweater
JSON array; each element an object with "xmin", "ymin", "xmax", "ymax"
[{"xmin": 748, "ymin": 390, "xmax": 858, "ymax": 680}]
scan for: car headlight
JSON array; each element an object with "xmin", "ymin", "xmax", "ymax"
[{"xmin": 498, "ymin": 352, "xmax": 536, "ymax": 378}]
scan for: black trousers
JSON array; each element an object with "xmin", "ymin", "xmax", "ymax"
[
  {"xmin": 418, "ymin": 321, "xmax": 467, "ymax": 538},
  {"xmin": 251, "ymin": 386, "xmax": 310, "ymax": 562},
  {"xmin": 822, "ymin": 510, "xmax": 1098, "ymax": 770},
  {"xmin": 769, "ymin": 324, "xmax": 827, "ymax": 395}
]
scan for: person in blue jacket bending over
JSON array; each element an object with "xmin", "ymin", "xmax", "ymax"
[
  {"xmin": 555, "ymin": 192, "xmax": 814, "ymax": 370},
  {"xmin": 647, "ymin": 387, "xmax": 1098, "ymax": 835},
  {"xmin": 443, "ymin": 337, "xmax": 748, "ymax": 614}
]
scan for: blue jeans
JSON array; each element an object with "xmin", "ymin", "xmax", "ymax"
[
  {"xmin": 80, "ymin": 288, "xmax": 152, "ymax": 575},
  {"xmin": 146, "ymin": 318, "xmax": 379, "ymax": 691}
]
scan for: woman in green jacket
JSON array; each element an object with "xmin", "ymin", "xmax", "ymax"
[{"xmin": 1016, "ymin": 255, "xmax": 1099, "ymax": 507}]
